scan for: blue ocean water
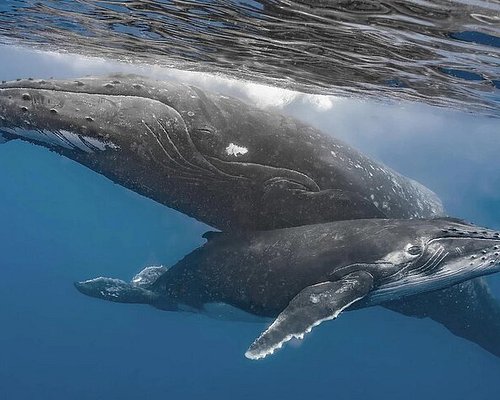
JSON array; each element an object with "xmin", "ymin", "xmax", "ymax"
[{"xmin": 1, "ymin": 45, "xmax": 500, "ymax": 400}]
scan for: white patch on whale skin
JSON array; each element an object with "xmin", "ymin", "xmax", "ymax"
[
  {"xmin": 225, "ymin": 143, "xmax": 248, "ymax": 157},
  {"xmin": 2, "ymin": 127, "xmax": 119, "ymax": 153},
  {"xmin": 78, "ymin": 277, "xmax": 129, "ymax": 299},
  {"xmin": 101, "ymin": 286, "xmax": 121, "ymax": 298}
]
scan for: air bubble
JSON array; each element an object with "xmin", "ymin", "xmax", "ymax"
[
  {"xmin": 104, "ymin": 83, "xmax": 114, "ymax": 89},
  {"xmin": 187, "ymin": 111, "xmax": 195, "ymax": 117},
  {"xmin": 49, "ymin": 108, "xmax": 58, "ymax": 114},
  {"xmin": 85, "ymin": 116, "xmax": 94, "ymax": 122},
  {"xmin": 20, "ymin": 106, "xmax": 28, "ymax": 112},
  {"xmin": 21, "ymin": 93, "xmax": 31, "ymax": 101}
]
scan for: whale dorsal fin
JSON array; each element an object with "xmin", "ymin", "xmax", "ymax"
[{"xmin": 245, "ymin": 271, "xmax": 374, "ymax": 360}]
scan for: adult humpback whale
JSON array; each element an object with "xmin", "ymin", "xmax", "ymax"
[
  {"xmin": 0, "ymin": 74, "xmax": 442, "ymax": 230},
  {"xmin": 0, "ymin": 74, "xmax": 499, "ymax": 358},
  {"xmin": 75, "ymin": 218, "xmax": 500, "ymax": 359}
]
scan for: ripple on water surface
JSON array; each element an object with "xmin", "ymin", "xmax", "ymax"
[{"xmin": 0, "ymin": 0, "xmax": 498, "ymax": 115}]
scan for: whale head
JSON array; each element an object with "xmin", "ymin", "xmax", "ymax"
[
  {"xmin": 365, "ymin": 218, "xmax": 500, "ymax": 304},
  {"xmin": 0, "ymin": 76, "xmax": 159, "ymax": 153}
]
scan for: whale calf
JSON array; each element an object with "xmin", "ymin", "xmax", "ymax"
[
  {"xmin": 1, "ymin": 74, "xmax": 500, "ymax": 358},
  {"xmin": 75, "ymin": 218, "xmax": 500, "ymax": 359}
]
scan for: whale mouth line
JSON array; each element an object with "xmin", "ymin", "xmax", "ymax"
[
  {"xmin": 0, "ymin": 85, "xmax": 317, "ymax": 190},
  {"xmin": 0, "ymin": 126, "xmax": 120, "ymax": 153}
]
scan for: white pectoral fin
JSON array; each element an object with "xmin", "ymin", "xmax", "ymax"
[{"xmin": 245, "ymin": 271, "xmax": 374, "ymax": 360}]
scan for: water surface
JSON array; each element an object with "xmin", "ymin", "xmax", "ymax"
[{"xmin": 0, "ymin": 0, "xmax": 498, "ymax": 115}]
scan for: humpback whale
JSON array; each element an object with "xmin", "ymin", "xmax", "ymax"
[
  {"xmin": 0, "ymin": 74, "xmax": 499, "ymax": 358},
  {"xmin": 0, "ymin": 74, "xmax": 442, "ymax": 230},
  {"xmin": 75, "ymin": 218, "xmax": 500, "ymax": 359}
]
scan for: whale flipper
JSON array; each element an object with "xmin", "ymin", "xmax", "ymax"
[
  {"xmin": 245, "ymin": 271, "xmax": 374, "ymax": 360},
  {"xmin": 384, "ymin": 277, "xmax": 500, "ymax": 358}
]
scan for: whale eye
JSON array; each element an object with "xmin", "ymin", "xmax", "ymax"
[{"xmin": 407, "ymin": 245, "xmax": 422, "ymax": 256}]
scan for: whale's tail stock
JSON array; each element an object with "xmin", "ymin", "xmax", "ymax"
[
  {"xmin": 74, "ymin": 276, "xmax": 155, "ymax": 303},
  {"xmin": 74, "ymin": 265, "xmax": 178, "ymax": 311},
  {"xmin": 385, "ymin": 277, "xmax": 500, "ymax": 359}
]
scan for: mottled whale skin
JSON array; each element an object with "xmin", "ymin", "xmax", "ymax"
[
  {"xmin": 75, "ymin": 218, "xmax": 500, "ymax": 359},
  {"xmin": 0, "ymin": 74, "xmax": 443, "ymax": 231},
  {"xmin": 1, "ymin": 74, "xmax": 499, "ymax": 358}
]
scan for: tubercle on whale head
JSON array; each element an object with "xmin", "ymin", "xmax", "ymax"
[
  {"xmin": 0, "ymin": 75, "xmax": 193, "ymax": 151},
  {"xmin": 0, "ymin": 83, "xmax": 162, "ymax": 153},
  {"xmin": 0, "ymin": 74, "xmax": 147, "ymax": 93}
]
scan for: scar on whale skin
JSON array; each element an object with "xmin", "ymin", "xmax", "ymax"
[{"xmin": 225, "ymin": 143, "xmax": 248, "ymax": 156}]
